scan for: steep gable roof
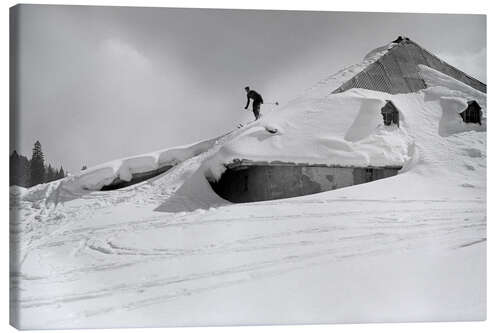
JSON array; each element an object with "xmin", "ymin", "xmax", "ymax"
[{"xmin": 332, "ymin": 37, "xmax": 486, "ymax": 94}]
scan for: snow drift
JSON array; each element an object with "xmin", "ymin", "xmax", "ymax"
[{"xmin": 17, "ymin": 136, "xmax": 222, "ymax": 205}]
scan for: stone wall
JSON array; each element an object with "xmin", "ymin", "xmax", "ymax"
[{"xmin": 210, "ymin": 163, "xmax": 401, "ymax": 203}]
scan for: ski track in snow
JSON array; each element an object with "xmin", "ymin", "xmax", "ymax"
[{"xmin": 11, "ymin": 177, "xmax": 486, "ymax": 327}]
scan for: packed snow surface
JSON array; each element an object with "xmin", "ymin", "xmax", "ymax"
[{"xmin": 10, "ymin": 55, "xmax": 486, "ymax": 329}]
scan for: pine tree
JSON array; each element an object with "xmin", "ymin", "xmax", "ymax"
[
  {"xmin": 18, "ymin": 154, "xmax": 30, "ymax": 186},
  {"xmin": 57, "ymin": 166, "xmax": 66, "ymax": 179},
  {"xmin": 10, "ymin": 150, "xmax": 31, "ymax": 187},
  {"xmin": 46, "ymin": 164, "xmax": 55, "ymax": 182},
  {"xmin": 29, "ymin": 141, "xmax": 45, "ymax": 186}
]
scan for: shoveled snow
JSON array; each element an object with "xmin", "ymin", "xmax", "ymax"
[{"xmin": 10, "ymin": 50, "xmax": 486, "ymax": 329}]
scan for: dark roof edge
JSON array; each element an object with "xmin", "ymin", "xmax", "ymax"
[{"xmin": 226, "ymin": 159, "xmax": 403, "ymax": 170}]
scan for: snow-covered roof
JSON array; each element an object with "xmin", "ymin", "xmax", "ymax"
[{"xmin": 204, "ymin": 90, "xmax": 413, "ymax": 178}]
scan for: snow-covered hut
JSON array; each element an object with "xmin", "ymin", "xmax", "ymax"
[{"xmin": 209, "ymin": 37, "xmax": 486, "ymax": 203}]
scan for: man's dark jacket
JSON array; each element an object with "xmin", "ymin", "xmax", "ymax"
[{"xmin": 245, "ymin": 90, "xmax": 264, "ymax": 109}]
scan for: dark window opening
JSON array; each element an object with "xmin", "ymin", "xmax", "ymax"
[
  {"xmin": 381, "ymin": 100, "xmax": 400, "ymax": 127},
  {"xmin": 366, "ymin": 168, "xmax": 374, "ymax": 182},
  {"xmin": 460, "ymin": 100, "xmax": 482, "ymax": 125}
]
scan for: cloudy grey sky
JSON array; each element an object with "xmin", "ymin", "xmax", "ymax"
[{"xmin": 12, "ymin": 5, "xmax": 486, "ymax": 172}]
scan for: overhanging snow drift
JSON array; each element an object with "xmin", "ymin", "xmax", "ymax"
[{"xmin": 100, "ymin": 165, "xmax": 173, "ymax": 191}]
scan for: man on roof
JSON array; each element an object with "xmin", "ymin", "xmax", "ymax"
[{"xmin": 244, "ymin": 86, "xmax": 264, "ymax": 120}]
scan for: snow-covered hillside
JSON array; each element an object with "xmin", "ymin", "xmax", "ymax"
[{"xmin": 10, "ymin": 45, "xmax": 486, "ymax": 329}]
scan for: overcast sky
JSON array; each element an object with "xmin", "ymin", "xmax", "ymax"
[{"xmin": 12, "ymin": 5, "xmax": 486, "ymax": 172}]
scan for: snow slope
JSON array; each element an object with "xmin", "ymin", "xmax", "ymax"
[{"xmin": 10, "ymin": 50, "xmax": 486, "ymax": 329}]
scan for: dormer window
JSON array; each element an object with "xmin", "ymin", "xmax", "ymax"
[
  {"xmin": 381, "ymin": 100, "xmax": 399, "ymax": 127},
  {"xmin": 460, "ymin": 100, "xmax": 482, "ymax": 125}
]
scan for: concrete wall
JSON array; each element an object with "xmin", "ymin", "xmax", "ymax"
[
  {"xmin": 100, "ymin": 165, "xmax": 172, "ymax": 191},
  {"xmin": 210, "ymin": 164, "xmax": 401, "ymax": 203},
  {"xmin": 333, "ymin": 38, "xmax": 486, "ymax": 94}
]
